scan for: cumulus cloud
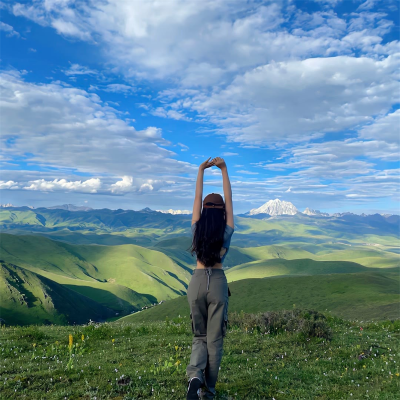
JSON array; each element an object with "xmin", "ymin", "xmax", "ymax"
[
  {"xmin": 0, "ymin": 180, "xmax": 19, "ymax": 189},
  {"xmin": 0, "ymin": 70, "xmax": 192, "ymax": 178},
  {"xmin": 23, "ymin": 178, "xmax": 101, "ymax": 193},
  {"xmin": 110, "ymin": 176, "xmax": 133, "ymax": 194},
  {"xmin": 182, "ymin": 55, "xmax": 400, "ymax": 144},
  {"xmin": 11, "ymin": 1, "xmax": 399, "ymax": 147},
  {"xmin": 6, "ymin": 0, "xmax": 399, "ymax": 210}
]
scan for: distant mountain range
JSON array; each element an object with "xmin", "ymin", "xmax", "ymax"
[{"xmin": 0, "ymin": 201, "xmax": 396, "ymax": 218}]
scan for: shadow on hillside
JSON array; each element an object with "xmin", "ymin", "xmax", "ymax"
[
  {"xmin": 65, "ymin": 284, "xmax": 147, "ymax": 314},
  {"xmin": 150, "ymin": 275, "xmax": 186, "ymax": 296},
  {"xmin": 165, "ymin": 270, "xmax": 188, "ymax": 290}
]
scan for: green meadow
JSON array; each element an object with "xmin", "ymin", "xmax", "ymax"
[{"xmin": 1, "ymin": 311, "xmax": 399, "ymax": 399}]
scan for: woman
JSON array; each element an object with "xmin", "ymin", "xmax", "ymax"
[{"xmin": 186, "ymin": 156, "xmax": 234, "ymax": 400}]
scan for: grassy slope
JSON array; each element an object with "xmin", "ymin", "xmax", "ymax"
[
  {"xmin": 0, "ymin": 261, "xmax": 114, "ymax": 326},
  {"xmin": 0, "ymin": 233, "xmax": 191, "ymax": 303},
  {"xmin": 225, "ymin": 258, "xmax": 383, "ymax": 282},
  {"xmin": 42, "ymin": 271, "xmax": 153, "ymax": 313},
  {"xmin": 120, "ymin": 271, "xmax": 400, "ymax": 323}
]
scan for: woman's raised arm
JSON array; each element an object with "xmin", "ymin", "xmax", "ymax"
[
  {"xmin": 213, "ymin": 157, "xmax": 234, "ymax": 229},
  {"xmin": 192, "ymin": 157, "xmax": 214, "ymax": 225}
]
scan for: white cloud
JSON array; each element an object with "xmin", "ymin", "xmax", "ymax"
[
  {"xmin": 236, "ymin": 170, "xmax": 259, "ymax": 175},
  {"xmin": 151, "ymin": 107, "xmax": 191, "ymax": 121},
  {"xmin": 359, "ymin": 109, "xmax": 400, "ymax": 144},
  {"xmin": 139, "ymin": 183, "xmax": 153, "ymax": 192},
  {"xmin": 185, "ymin": 55, "xmax": 400, "ymax": 144},
  {"xmin": 357, "ymin": 0, "xmax": 379, "ymax": 12},
  {"xmin": 110, "ymin": 176, "xmax": 133, "ymax": 194},
  {"xmin": 313, "ymin": 0, "xmax": 343, "ymax": 4},
  {"xmin": 0, "ymin": 180, "xmax": 19, "ymax": 189},
  {"xmin": 102, "ymin": 84, "xmax": 135, "ymax": 94},
  {"xmin": 221, "ymin": 152, "xmax": 238, "ymax": 156},
  {"xmin": 177, "ymin": 143, "xmax": 189, "ymax": 151},
  {"xmin": 11, "ymin": 0, "xmax": 399, "ymax": 147},
  {"xmin": 23, "ymin": 178, "xmax": 101, "ymax": 193},
  {"xmin": 0, "ymin": 21, "xmax": 20, "ymax": 37},
  {"xmin": 0, "ymin": 70, "xmax": 192, "ymax": 179},
  {"xmin": 7, "ymin": 0, "xmax": 399, "ymax": 211},
  {"xmin": 63, "ymin": 63, "xmax": 98, "ymax": 76}
]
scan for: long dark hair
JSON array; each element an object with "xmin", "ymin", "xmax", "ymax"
[{"xmin": 190, "ymin": 207, "xmax": 226, "ymax": 267}]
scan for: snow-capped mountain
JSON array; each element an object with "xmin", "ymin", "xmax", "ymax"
[
  {"xmin": 157, "ymin": 209, "xmax": 191, "ymax": 215},
  {"xmin": 249, "ymin": 199, "xmax": 298, "ymax": 216},
  {"xmin": 0, "ymin": 203, "xmax": 14, "ymax": 208},
  {"xmin": 303, "ymin": 208, "xmax": 329, "ymax": 217}
]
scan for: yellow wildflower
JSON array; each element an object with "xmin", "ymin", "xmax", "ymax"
[
  {"xmin": 112, "ymin": 338, "xmax": 115, "ymax": 343},
  {"xmin": 175, "ymin": 345, "xmax": 178, "ymax": 351},
  {"xmin": 363, "ymin": 365, "xmax": 366, "ymax": 369},
  {"xmin": 69, "ymin": 334, "xmax": 73, "ymax": 350},
  {"xmin": 33, "ymin": 343, "xmax": 36, "ymax": 348},
  {"xmin": 395, "ymin": 373, "xmax": 399, "ymax": 377},
  {"xmin": 81, "ymin": 335, "xmax": 84, "ymax": 341}
]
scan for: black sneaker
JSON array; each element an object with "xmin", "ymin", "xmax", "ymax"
[{"xmin": 186, "ymin": 377, "xmax": 202, "ymax": 400}]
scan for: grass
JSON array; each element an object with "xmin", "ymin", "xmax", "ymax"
[
  {"xmin": 225, "ymin": 258, "xmax": 376, "ymax": 281},
  {"xmin": 0, "ymin": 233, "xmax": 191, "ymax": 304},
  {"xmin": 0, "ymin": 311, "xmax": 399, "ymax": 399},
  {"xmin": 0, "ymin": 261, "xmax": 115, "ymax": 326},
  {"xmin": 123, "ymin": 271, "xmax": 400, "ymax": 323}
]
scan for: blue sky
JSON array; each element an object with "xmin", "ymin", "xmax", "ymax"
[{"xmin": 0, "ymin": 0, "xmax": 399, "ymax": 214}]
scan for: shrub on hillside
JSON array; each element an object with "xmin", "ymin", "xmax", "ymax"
[
  {"xmin": 18, "ymin": 326, "xmax": 48, "ymax": 341},
  {"xmin": 81, "ymin": 323, "xmax": 113, "ymax": 340},
  {"xmin": 229, "ymin": 309, "xmax": 333, "ymax": 340}
]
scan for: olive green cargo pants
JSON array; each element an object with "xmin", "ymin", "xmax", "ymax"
[{"xmin": 186, "ymin": 268, "xmax": 229, "ymax": 399}]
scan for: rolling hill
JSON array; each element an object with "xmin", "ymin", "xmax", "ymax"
[
  {"xmin": 0, "ymin": 206, "xmax": 398, "ymax": 327},
  {"xmin": 0, "ymin": 261, "xmax": 114, "ymax": 326},
  {"xmin": 120, "ymin": 270, "xmax": 400, "ymax": 323},
  {"xmin": 0, "ymin": 233, "xmax": 191, "ymax": 305},
  {"xmin": 224, "ymin": 258, "xmax": 383, "ymax": 282}
]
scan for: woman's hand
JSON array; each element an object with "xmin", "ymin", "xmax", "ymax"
[
  {"xmin": 199, "ymin": 157, "xmax": 215, "ymax": 171},
  {"xmin": 212, "ymin": 157, "xmax": 226, "ymax": 170}
]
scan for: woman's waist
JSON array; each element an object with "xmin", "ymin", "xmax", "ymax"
[
  {"xmin": 195, "ymin": 260, "xmax": 223, "ymax": 270},
  {"xmin": 192, "ymin": 266, "xmax": 226, "ymax": 274}
]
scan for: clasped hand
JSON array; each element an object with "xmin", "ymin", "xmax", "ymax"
[{"xmin": 199, "ymin": 157, "xmax": 226, "ymax": 171}]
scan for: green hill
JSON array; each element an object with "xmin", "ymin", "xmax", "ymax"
[
  {"xmin": 0, "ymin": 233, "xmax": 191, "ymax": 303},
  {"xmin": 120, "ymin": 270, "xmax": 400, "ymax": 323},
  {"xmin": 315, "ymin": 247, "xmax": 400, "ymax": 268},
  {"xmin": 225, "ymin": 258, "xmax": 382, "ymax": 282},
  {"xmin": 0, "ymin": 261, "xmax": 114, "ymax": 326}
]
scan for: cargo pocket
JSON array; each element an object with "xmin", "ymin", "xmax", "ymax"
[
  {"xmin": 222, "ymin": 301, "xmax": 228, "ymax": 338},
  {"xmin": 189, "ymin": 312, "xmax": 194, "ymax": 334}
]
